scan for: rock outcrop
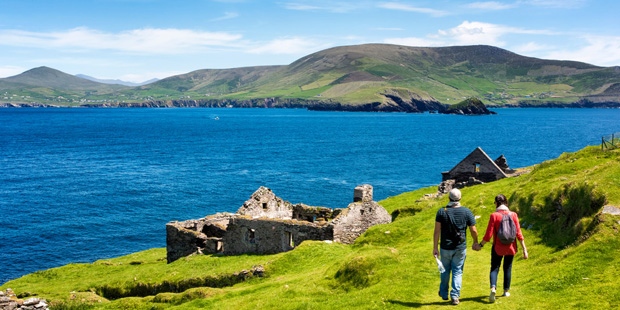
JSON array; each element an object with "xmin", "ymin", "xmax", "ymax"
[{"xmin": 441, "ymin": 97, "xmax": 497, "ymax": 115}]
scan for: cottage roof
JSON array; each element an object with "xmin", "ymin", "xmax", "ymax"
[{"xmin": 446, "ymin": 147, "xmax": 507, "ymax": 178}]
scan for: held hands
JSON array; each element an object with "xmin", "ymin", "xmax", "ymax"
[{"xmin": 472, "ymin": 243, "xmax": 482, "ymax": 251}]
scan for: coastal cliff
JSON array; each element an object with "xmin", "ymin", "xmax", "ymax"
[{"xmin": 77, "ymin": 95, "xmax": 494, "ymax": 115}]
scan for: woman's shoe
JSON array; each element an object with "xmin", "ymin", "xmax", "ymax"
[{"xmin": 489, "ymin": 288, "xmax": 496, "ymax": 303}]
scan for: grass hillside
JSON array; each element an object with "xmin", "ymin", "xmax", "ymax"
[
  {"xmin": 3, "ymin": 44, "xmax": 620, "ymax": 107},
  {"xmin": 3, "ymin": 145, "xmax": 619, "ymax": 309},
  {"xmin": 132, "ymin": 66, "xmax": 284, "ymax": 97},
  {"xmin": 0, "ymin": 67, "xmax": 126, "ymax": 106},
  {"xmin": 190, "ymin": 44, "xmax": 620, "ymax": 106}
]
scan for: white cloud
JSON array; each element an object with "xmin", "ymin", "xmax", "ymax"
[
  {"xmin": 282, "ymin": 3, "xmax": 322, "ymax": 11},
  {"xmin": 378, "ymin": 2, "xmax": 449, "ymax": 17},
  {"xmin": 435, "ymin": 21, "xmax": 512, "ymax": 46},
  {"xmin": 544, "ymin": 35, "xmax": 620, "ymax": 66},
  {"xmin": 0, "ymin": 27, "xmax": 244, "ymax": 55},
  {"xmin": 385, "ymin": 21, "xmax": 557, "ymax": 49},
  {"xmin": 524, "ymin": 0, "xmax": 586, "ymax": 9},
  {"xmin": 0, "ymin": 65, "xmax": 26, "ymax": 78},
  {"xmin": 386, "ymin": 21, "xmax": 556, "ymax": 47},
  {"xmin": 248, "ymin": 37, "xmax": 330, "ymax": 55},
  {"xmin": 281, "ymin": 1, "xmax": 363, "ymax": 13},
  {"xmin": 464, "ymin": 1, "xmax": 518, "ymax": 10},
  {"xmin": 211, "ymin": 12, "xmax": 239, "ymax": 21}
]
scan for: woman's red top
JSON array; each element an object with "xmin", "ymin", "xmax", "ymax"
[{"xmin": 482, "ymin": 209, "xmax": 524, "ymax": 256}]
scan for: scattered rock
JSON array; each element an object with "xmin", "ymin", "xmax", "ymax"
[
  {"xmin": 438, "ymin": 179, "xmax": 455, "ymax": 194},
  {"xmin": 0, "ymin": 290, "xmax": 48, "ymax": 310},
  {"xmin": 22, "ymin": 299, "xmax": 39, "ymax": 307},
  {"xmin": 602, "ymin": 206, "xmax": 620, "ymax": 216}
]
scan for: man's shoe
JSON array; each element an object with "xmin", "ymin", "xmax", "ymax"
[
  {"xmin": 438, "ymin": 291, "xmax": 448, "ymax": 301},
  {"xmin": 489, "ymin": 288, "xmax": 496, "ymax": 303},
  {"xmin": 451, "ymin": 298, "xmax": 460, "ymax": 305},
  {"xmin": 502, "ymin": 292, "xmax": 510, "ymax": 297}
]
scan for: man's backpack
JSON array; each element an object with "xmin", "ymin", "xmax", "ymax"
[{"xmin": 496, "ymin": 212, "xmax": 517, "ymax": 245}]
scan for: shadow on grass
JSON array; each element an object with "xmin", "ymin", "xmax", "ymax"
[
  {"xmin": 386, "ymin": 296, "xmax": 488, "ymax": 307},
  {"xmin": 510, "ymin": 182, "xmax": 607, "ymax": 250}
]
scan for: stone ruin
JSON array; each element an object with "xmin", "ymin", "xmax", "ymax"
[
  {"xmin": 0, "ymin": 289, "xmax": 49, "ymax": 310},
  {"xmin": 166, "ymin": 184, "xmax": 391, "ymax": 263},
  {"xmin": 438, "ymin": 147, "xmax": 515, "ymax": 194}
]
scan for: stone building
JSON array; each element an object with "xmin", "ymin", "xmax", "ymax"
[
  {"xmin": 166, "ymin": 185, "xmax": 391, "ymax": 263},
  {"xmin": 439, "ymin": 147, "xmax": 514, "ymax": 193}
]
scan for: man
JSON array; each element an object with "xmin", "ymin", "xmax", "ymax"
[{"xmin": 433, "ymin": 188, "xmax": 480, "ymax": 305}]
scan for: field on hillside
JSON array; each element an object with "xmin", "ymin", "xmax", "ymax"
[{"xmin": 2, "ymin": 146, "xmax": 619, "ymax": 309}]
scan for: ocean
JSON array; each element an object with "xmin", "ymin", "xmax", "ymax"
[{"xmin": 1, "ymin": 107, "xmax": 618, "ymax": 284}]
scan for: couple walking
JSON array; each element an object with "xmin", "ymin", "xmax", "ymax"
[{"xmin": 432, "ymin": 188, "xmax": 528, "ymax": 305}]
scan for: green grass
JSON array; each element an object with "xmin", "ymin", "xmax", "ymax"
[{"xmin": 3, "ymin": 146, "xmax": 620, "ymax": 309}]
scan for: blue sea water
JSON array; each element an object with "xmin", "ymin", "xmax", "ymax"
[{"xmin": 1, "ymin": 107, "xmax": 619, "ymax": 284}]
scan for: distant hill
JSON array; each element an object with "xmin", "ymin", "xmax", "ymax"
[
  {"xmin": 135, "ymin": 44, "xmax": 620, "ymax": 108},
  {"xmin": 0, "ymin": 67, "xmax": 127, "ymax": 105},
  {"xmin": 2, "ymin": 67, "xmax": 125, "ymax": 91},
  {"xmin": 136, "ymin": 65, "xmax": 285, "ymax": 95},
  {"xmin": 75, "ymin": 74, "xmax": 159, "ymax": 87},
  {"xmin": 3, "ymin": 45, "xmax": 620, "ymax": 108}
]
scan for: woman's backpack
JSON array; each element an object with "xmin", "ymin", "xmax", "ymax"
[{"xmin": 496, "ymin": 212, "xmax": 517, "ymax": 245}]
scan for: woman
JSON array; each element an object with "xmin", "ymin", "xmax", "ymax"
[{"xmin": 479, "ymin": 194, "xmax": 528, "ymax": 303}]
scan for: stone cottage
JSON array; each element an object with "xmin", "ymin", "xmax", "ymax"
[
  {"xmin": 438, "ymin": 147, "xmax": 514, "ymax": 193},
  {"xmin": 166, "ymin": 184, "xmax": 391, "ymax": 263}
]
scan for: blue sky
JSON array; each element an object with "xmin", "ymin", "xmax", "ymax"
[{"xmin": 1, "ymin": 0, "xmax": 619, "ymax": 82}]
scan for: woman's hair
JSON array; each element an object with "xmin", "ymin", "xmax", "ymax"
[{"xmin": 495, "ymin": 194, "xmax": 509, "ymax": 207}]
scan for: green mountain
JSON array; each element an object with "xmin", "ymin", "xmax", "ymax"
[
  {"xmin": 0, "ymin": 66, "xmax": 127, "ymax": 106},
  {"xmin": 2, "ymin": 145, "xmax": 619, "ymax": 309},
  {"xmin": 3, "ymin": 45, "xmax": 620, "ymax": 108},
  {"xmin": 135, "ymin": 44, "xmax": 620, "ymax": 107}
]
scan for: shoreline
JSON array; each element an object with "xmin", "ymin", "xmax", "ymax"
[{"xmin": 3, "ymin": 98, "xmax": 620, "ymax": 110}]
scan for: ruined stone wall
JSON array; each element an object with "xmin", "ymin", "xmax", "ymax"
[
  {"xmin": 332, "ymin": 200, "xmax": 392, "ymax": 244},
  {"xmin": 353, "ymin": 184, "xmax": 373, "ymax": 202},
  {"xmin": 236, "ymin": 187, "xmax": 293, "ymax": 219},
  {"xmin": 166, "ymin": 222, "xmax": 208, "ymax": 263},
  {"xmin": 166, "ymin": 213, "xmax": 234, "ymax": 263},
  {"xmin": 166, "ymin": 184, "xmax": 392, "ymax": 261},
  {"xmin": 292, "ymin": 203, "xmax": 340, "ymax": 222},
  {"xmin": 222, "ymin": 217, "xmax": 333, "ymax": 255}
]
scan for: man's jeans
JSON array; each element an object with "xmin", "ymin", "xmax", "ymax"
[{"xmin": 439, "ymin": 247, "xmax": 467, "ymax": 299}]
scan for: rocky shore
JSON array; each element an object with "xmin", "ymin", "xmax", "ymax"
[
  {"xmin": 77, "ymin": 96, "xmax": 496, "ymax": 115},
  {"xmin": 490, "ymin": 98, "xmax": 620, "ymax": 108}
]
